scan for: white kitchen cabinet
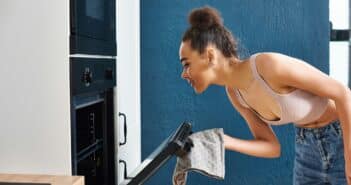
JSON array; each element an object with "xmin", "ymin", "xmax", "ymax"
[
  {"xmin": 0, "ymin": 0, "xmax": 71, "ymax": 174},
  {"xmin": 116, "ymin": 0, "xmax": 141, "ymax": 183}
]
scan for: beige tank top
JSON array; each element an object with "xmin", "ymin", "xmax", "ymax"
[{"xmin": 234, "ymin": 53, "xmax": 329, "ymax": 125}]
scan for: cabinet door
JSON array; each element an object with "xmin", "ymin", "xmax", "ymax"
[{"xmin": 116, "ymin": 0, "xmax": 141, "ymax": 183}]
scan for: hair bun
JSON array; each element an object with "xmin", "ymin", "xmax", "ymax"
[{"xmin": 189, "ymin": 6, "xmax": 223, "ymax": 30}]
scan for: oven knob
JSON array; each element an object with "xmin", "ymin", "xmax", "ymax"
[{"xmin": 82, "ymin": 68, "xmax": 93, "ymax": 87}]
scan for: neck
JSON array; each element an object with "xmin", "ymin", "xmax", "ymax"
[{"xmin": 217, "ymin": 57, "xmax": 253, "ymax": 91}]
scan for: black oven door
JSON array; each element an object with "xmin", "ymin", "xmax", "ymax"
[{"xmin": 70, "ymin": 0, "xmax": 116, "ymax": 56}]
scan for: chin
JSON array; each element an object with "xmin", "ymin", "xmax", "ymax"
[
  {"xmin": 194, "ymin": 89, "xmax": 203, "ymax": 94},
  {"xmin": 193, "ymin": 84, "xmax": 208, "ymax": 94}
]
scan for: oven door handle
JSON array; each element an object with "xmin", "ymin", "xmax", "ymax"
[
  {"xmin": 119, "ymin": 159, "xmax": 132, "ymax": 180},
  {"xmin": 118, "ymin": 112, "xmax": 127, "ymax": 146}
]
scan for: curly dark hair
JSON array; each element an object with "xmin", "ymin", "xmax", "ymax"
[{"xmin": 182, "ymin": 6, "xmax": 239, "ymax": 58}]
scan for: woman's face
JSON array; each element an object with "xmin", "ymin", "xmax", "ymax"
[{"xmin": 179, "ymin": 41, "xmax": 214, "ymax": 94}]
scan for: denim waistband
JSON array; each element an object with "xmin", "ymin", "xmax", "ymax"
[{"xmin": 295, "ymin": 119, "xmax": 342, "ymax": 139}]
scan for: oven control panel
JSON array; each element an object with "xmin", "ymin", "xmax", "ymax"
[{"xmin": 70, "ymin": 57, "xmax": 116, "ymax": 95}]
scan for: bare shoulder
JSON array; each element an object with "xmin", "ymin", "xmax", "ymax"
[
  {"xmin": 254, "ymin": 52, "xmax": 314, "ymax": 83},
  {"xmin": 256, "ymin": 52, "xmax": 303, "ymax": 72},
  {"xmin": 253, "ymin": 52, "xmax": 347, "ymax": 101}
]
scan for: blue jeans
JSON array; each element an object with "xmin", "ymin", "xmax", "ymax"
[{"xmin": 293, "ymin": 120, "xmax": 347, "ymax": 185}]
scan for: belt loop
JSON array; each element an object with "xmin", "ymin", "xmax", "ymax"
[
  {"xmin": 331, "ymin": 120, "xmax": 342, "ymax": 136},
  {"xmin": 299, "ymin": 128, "xmax": 305, "ymax": 139}
]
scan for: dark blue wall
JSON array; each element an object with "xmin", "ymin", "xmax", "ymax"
[{"xmin": 141, "ymin": 1, "xmax": 329, "ymax": 184}]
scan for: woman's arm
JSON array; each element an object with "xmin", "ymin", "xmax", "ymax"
[
  {"xmin": 223, "ymin": 134, "xmax": 280, "ymax": 158},
  {"xmin": 257, "ymin": 52, "xmax": 351, "ymax": 183},
  {"xmin": 225, "ymin": 87, "xmax": 281, "ymax": 158}
]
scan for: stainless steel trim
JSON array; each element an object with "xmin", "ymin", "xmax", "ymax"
[{"xmin": 70, "ymin": 54, "xmax": 116, "ymax": 59}]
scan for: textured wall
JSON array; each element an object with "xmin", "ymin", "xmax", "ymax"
[{"xmin": 141, "ymin": 1, "xmax": 329, "ymax": 184}]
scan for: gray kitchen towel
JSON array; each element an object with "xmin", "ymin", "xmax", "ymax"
[{"xmin": 172, "ymin": 128, "xmax": 225, "ymax": 185}]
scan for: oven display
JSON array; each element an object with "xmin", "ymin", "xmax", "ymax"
[{"xmin": 86, "ymin": 0, "xmax": 105, "ymax": 21}]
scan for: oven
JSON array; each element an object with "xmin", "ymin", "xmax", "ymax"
[
  {"xmin": 70, "ymin": 57, "xmax": 116, "ymax": 185},
  {"xmin": 70, "ymin": 0, "xmax": 116, "ymax": 55}
]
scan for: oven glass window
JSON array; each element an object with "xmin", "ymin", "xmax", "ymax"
[{"xmin": 76, "ymin": 102, "xmax": 103, "ymax": 153}]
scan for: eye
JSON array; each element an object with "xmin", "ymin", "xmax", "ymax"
[{"xmin": 183, "ymin": 63, "xmax": 189, "ymax": 69}]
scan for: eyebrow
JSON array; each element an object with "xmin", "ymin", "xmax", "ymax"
[{"xmin": 180, "ymin": 57, "xmax": 187, "ymax": 63}]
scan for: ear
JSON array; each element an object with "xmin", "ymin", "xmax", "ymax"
[{"xmin": 205, "ymin": 46, "xmax": 216, "ymax": 65}]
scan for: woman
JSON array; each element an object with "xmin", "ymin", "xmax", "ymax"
[{"xmin": 179, "ymin": 6, "xmax": 351, "ymax": 185}]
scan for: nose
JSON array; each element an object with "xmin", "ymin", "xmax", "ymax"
[{"xmin": 181, "ymin": 69, "xmax": 189, "ymax": 80}]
